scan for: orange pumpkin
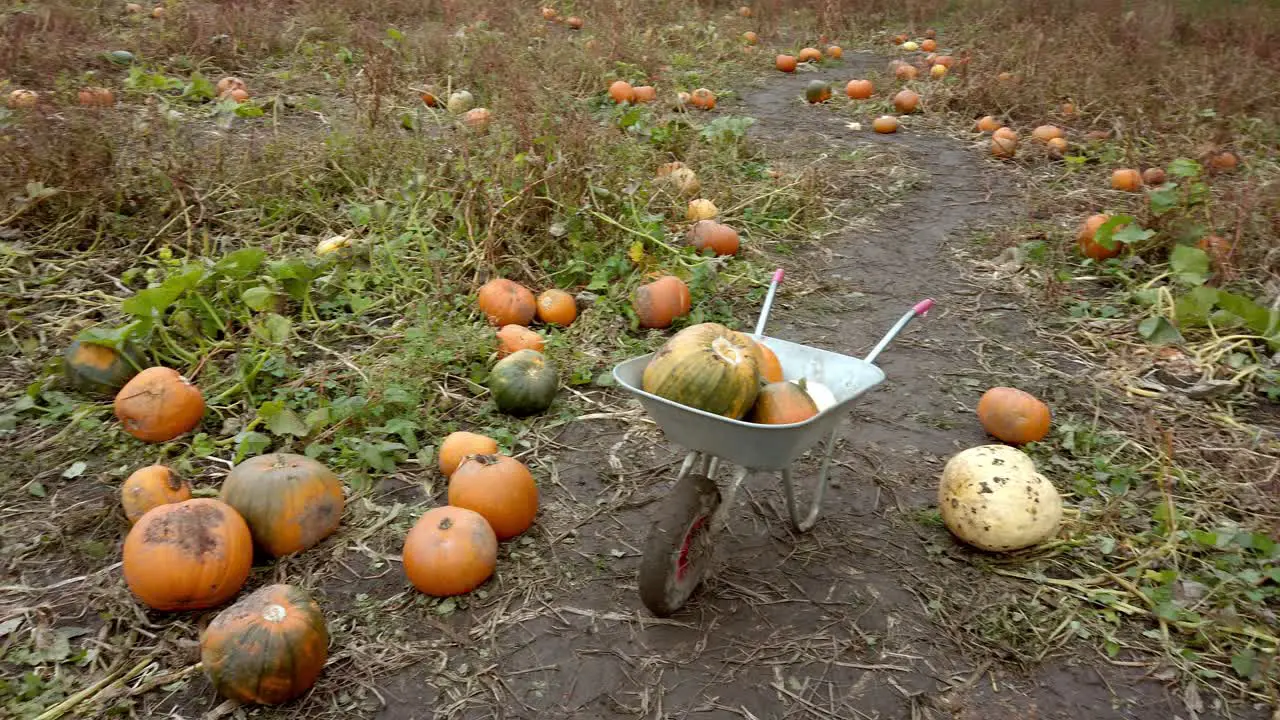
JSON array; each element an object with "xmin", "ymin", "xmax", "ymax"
[
  {"xmin": 1197, "ymin": 234, "xmax": 1233, "ymax": 265},
  {"xmin": 566, "ymin": 16, "xmax": 583, "ymax": 29},
  {"xmin": 478, "ymin": 278, "xmax": 536, "ymax": 326},
  {"xmin": 690, "ymin": 88, "xmax": 716, "ymax": 110},
  {"xmin": 743, "ymin": 31, "xmax": 758, "ymax": 45},
  {"xmin": 608, "ymin": 80, "xmax": 635, "ymax": 104},
  {"xmin": 496, "ymin": 324, "xmax": 544, "ymax": 357},
  {"xmin": 920, "ymin": 39, "xmax": 937, "ymax": 52},
  {"xmin": 1142, "ymin": 167, "xmax": 1167, "ymax": 186},
  {"xmin": 776, "ymin": 54, "xmax": 797, "ymax": 72},
  {"xmin": 220, "ymin": 454, "xmax": 345, "ymax": 557},
  {"xmin": 686, "ymin": 220, "xmax": 741, "ymax": 256},
  {"xmin": 753, "ymin": 341, "xmax": 784, "ymax": 383},
  {"xmin": 439, "ymin": 431, "xmax": 499, "ymax": 478},
  {"xmin": 1046, "ymin": 137, "xmax": 1069, "ymax": 157},
  {"xmin": 632, "ymin": 85, "xmax": 657, "ymax": 104},
  {"xmin": 1031, "ymin": 125, "xmax": 1063, "ymax": 142},
  {"xmin": 420, "ymin": 90, "xmax": 440, "ymax": 107},
  {"xmin": 121, "ymin": 465, "xmax": 192, "ymax": 524},
  {"xmin": 201, "ymin": 584, "xmax": 329, "ymax": 704},
  {"xmin": 991, "ymin": 135, "xmax": 1018, "ymax": 158},
  {"xmin": 925, "ymin": 28, "xmax": 937, "ymax": 39},
  {"xmin": 541, "ymin": 6, "xmax": 557, "ymax": 20},
  {"xmin": 122, "ymin": 498, "xmax": 252, "ymax": 611},
  {"xmin": 933, "ymin": 54, "xmax": 955, "ymax": 68},
  {"xmin": 632, "ymin": 275, "xmax": 691, "ymax": 329},
  {"xmin": 1209, "ymin": 150, "xmax": 1239, "ymax": 172},
  {"xmin": 749, "ymin": 381, "xmax": 819, "ymax": 425},
  {"xmin": 114, "ymin": 367, "xmax": 205, "ymax": 443},
  {"xmin": 449, "ymin": 454, "xmax": 539, "ymax": 540},
  {"xmin": 1111, "ymin": 168, "xmax": 1142, "ymax": 192},
  {"xmin": 846, "ymin": 79, "xmax": 873, "ymax": 99},
  {"xmin": 827, "ymin": 45, "xmax": 843, "ymax": 58},
  {"xmin": 798, "ymin": 47, "xmax": 822, "ymax": 63},
  {"xmin": 892, "ymin": 33, "xmax": 908, "ymax": 45},
  {"xmin": 893, "ymin": 89, "xmax": 920, "ymax": 113},
  {"xmin": 737, "ymin": 5, "xmax": 752, "ymax": 16},
  {"xmin": 1077, "ymin": 213, "xmax": 1121, "ymax": 260},
  {"xmin": 404, "ymin": 506, "xmax": 497, "ymax": 597},
  {"xmin": 462, "ymin": 107, "xmax": 491, "ymax": 130},
  {"xmin": 224, "ymin": 88, "xmax": 250, "ymax": 103},
  {"xmin": 77, "ymin": 86, "xmax": 115, "ymax": 107},
  {"xmin": 535, "ymin": 289, "xmax": 577, "ymax": 326},
  {"xmin": 975, "ymin": 115, "xmax": 1002, "ymax": 133},
  {"xmin": 976, "ymin": 387, "xmax": 1051, "ymax": 444},
  {"xmin": 993, "ymin": 126, "xmax": 1017, "ymax": 141},
  {"xmin": 216, "ymin": 77, "xmax": 246, "ymax": 96},
  {"xmin": 873, "ymin": 116, "xmax": 900, "ymax": 134}
]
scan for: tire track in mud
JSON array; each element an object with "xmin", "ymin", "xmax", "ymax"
[{"xmin": 370, "ymin": 53, "xmax": 1234, "ymax": 720}]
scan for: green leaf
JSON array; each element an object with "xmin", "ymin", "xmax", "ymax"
[
  {"xmin": 255, "ymin": 313, "xmax": 292, "ymax": 344},
  {"xmin": 1231, "ymin": 649, "xmax": 1257, "ymax": 679},
  {"xmin": 1169, "ymin": 245, "xmax": 1210, "ymax": 285},
  {"xmin": 182, "ymin": 71, "xmax": 216, "ymax": 101},
  {"xmin": 435, "ymin": 597, "xmax": 457, "ymax": 615},
  {"xmin": 1175, "ymin": 286, "xmax": 1218, "ymax": 328},
  {"xmin": 234, "ymin": 431, "xmax": 272, "ymax": 462},
  {"xmin": 1215, "ymin": 291, "xmax": 1280, "ymax": 342},
  {"xmin": 1148, "ymin": 185, "xmax": 1180, "ymax": 216},
  {"xmin": 241, "ymin": 286, "xmax": 277, "ymax": 312},
  {"xmin": 234, "ymin": 103, "xmax": 264, "ymax": 118},
  {"xmin": 27, "ymin": 481, "xmax": 46, "ymax": 498},
  {"xmin": 121, "ymin": 267, "xmax": 206, "ymax": 319},
  {"xmin": 1167, "ymin": 158, "xmax": 1201, "ymax": 178},
  {"xmin": 214, "ymin": 247, "xmax": 266, "ymax": 278},
  {"xmin": 61, "ymin": 461, "xmax": 87, "ymax": 479},
  {"xmin": 191, "ymin": 432, "xmax": 216, "ymax": 457},
  {"xmin": 257, "ymin": 400, "xmax": 309, "ymax": 437},
  {"xmin": 1112, "ymin": 223, "xmax": 1155, "ymax": 246},
  {"xmin": 1138, "ymin": 316, "xmax": 1183, "ymax": 345}
]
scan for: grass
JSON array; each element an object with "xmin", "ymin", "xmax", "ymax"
[{"xmin": 2, "ymin": 0, "xmax": 1279, "ymax": 717}]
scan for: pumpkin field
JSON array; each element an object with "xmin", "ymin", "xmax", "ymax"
[{"xmin": 3, "ymin": 0, "xmax": 1279, "ymax": 718}]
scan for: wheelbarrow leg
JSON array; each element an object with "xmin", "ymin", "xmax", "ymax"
[
  {"xmin": 711, "ymin": 466, "xmax": 750, "ymax": 532},
  {"xmin": 781, "ymin": 426, "xmax": 839, "ymax": 532}
]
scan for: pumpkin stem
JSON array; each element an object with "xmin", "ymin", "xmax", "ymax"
[
  {"xmin": 437, "ymin": 516, "xmax": 454, "ymax": 531},
  {"xmin": 261, "ymin": 604, "xmax": 287, "ymax": 623}
]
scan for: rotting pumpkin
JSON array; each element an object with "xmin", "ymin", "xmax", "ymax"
[
  {"xmin": 122, "ymin": 498, "xmax": 252, "ymax": 611},
  {"xmin": 220, "ymin": 453, "xmax": 345, "ymax": 557},
  {"xmin": 121, "ymin": 464, "xmax": 192, "ymax": 524},
  {"xmin": 449, "ymin": 454, "xmax": 539, "ymax": 540},
  {"xmin": 201, "ymin": 584, "xmax": 329, "ymax": 705},
  {"xmin": 686, "ymin": 220, "xmax": 740, "ymax": 256},
  {"xmin": 632, "ymin": 275, "xmax": 691, "ymax": 329},
  {"xmin": 64, "ymin": 338, "xmax": 143, "ymax": 395}
]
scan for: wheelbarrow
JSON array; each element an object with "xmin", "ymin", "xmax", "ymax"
[{"xmin": 612, "ymin": 270, "xmax": 934, "ymax": 617}]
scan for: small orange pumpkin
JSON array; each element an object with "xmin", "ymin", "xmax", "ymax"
[
  {"xmin": 216, "ymin": 77, "xmax": 246, "ymax": 96},
  {"xmin": 894, "ymin": 63, "xmax": 919, "ymax": 81},
  {"xmin": 1077, "ymin": 213, "xmax": 1121, "ymax": 260},
  {"xmin": 893, "ymin": 89, "xmax": 920, "ymax": 113},
  {"xmin": 1197, "ymin": 234, "xmax": 1233, "ymax": 266},
  {"xmin": 541, "ymin": 6, "xmax": 557, "ymax": 20},
  {"xmin": 114, "ymin": 367, "xmax": 205, "ymax": 443},
  {"xmin": 826, "ymin": 45, "xmax": 843, "ymax": 59},
  {"xmin": 608, "ymin": 80, "xmax": 635, "ymax": 104},
  {"xmin": 462, "ymin": 107, "xmax": 491, "ymax": 130},
  {"xmin": 122, "ymin": 465, "xmax": 192, "ymax": 524},
  {"xmin": 496, "ymin": 324, "xmax": 545, "ymax": 357},
  {"xmin": 873, "ymin": 116, "xmax": 900, "ymax": 134},
  {"xmin": 993, "ymin": 126, "xmax": 1017, "ymax": 141},
  {"xmin": 892, "ymin": 33, "xmax": 908, "ymax": 45},
  {"xmin": 933, "ymin": 54, "xmax": 955, "ymax": 68},
  {"xmin": 122, "ymin": 498, "xmax": 252, "ymax": 611},
  {"xmin": 1209, "ymin": 150, "xmax": 1239, "ymax": 172},
  {"xmin": 535, "ymin": 289, "xmax": 577, "ymax": 326},
  {"xmin": 449, "ymin": 454, "xmax": 539, "ymax": 540},
  {"xmin": 753, "ymin": 341, "xmax": 784, "ymax": 383},
  {"xmin": 991, "ymin": 135, "xmax": 1018, "ymax": 158},
  {"xmin": 920, "ymin": 38, "xmax": 937, "ymax": 52},
  {"xmin": 776, "ymin": 54, "xmax": 797, "ymax": 73},
  {"xmin": 220, "ymin": 453, "xmax": 345, "ymax": 557},
  {"xmin": 632, "ymin": 275, "xmax": 691, "ymax": 329},
  {"xmin": 1031, "ymin": 125, "xmax": 1063, "ymax": 142},
  {"xmin": 737, "ymin": 5, "xmax": 752, "ymax": 17},
  {"xmin": 743, "ymin": 31, "xmax": 758, "ymax": 44},
  {"xmin": 439, "ymin": 431, "xmax": 499, "ymax": 478},
  {"xmin": 1142, "ymin": 167, "xmax": 1167, "ymax": 186},
  {"xmin": 689, "ymin": 88, "xmax": 716, "ymax": 110},
  {"xmin": 976, "ymin": 387, "xmax": 1051, "ymax": 444},
  {"xmin": 78, "ymin": 86, "xmax": 115, "ymax": 107},
  {"xmin": 201, "ymin": 584, "xmax": 329, "ymax": 704},
  {"xmin": 420, "ymin": 90, "xmax": 440, "ymax": 107},
  {"xmin": 632, "ymin": 85, "xmax": 657, "ymax": 104},
  {"xmin": 403, "ymin": 507, "xmax": 498, "ymax": 597},
  {"xmin": 975, "ymin": 115, "xmax": 1002, "ymax": 133},
  {"xmin": 798, "ymin": 47, "xmax": 822, "ymax": 63},
  {"xmin": 478, "ymin": 278, "xmax": 536, "ymax": 326},
  {"xmin": 686, "ymin": 220, "xmax": 741, "ymax": 256},
  {"xmin": 1046, "ymin": 137, "xmax": 1069, "ymax": 157},
  {"xmin": 566, "ymin": 16, "xmax": 583, "ymax": 29},
  {"xmin": 1111, "ymin": 168, "xmax": 1142, "ymax": 192},
  {"xmin": 749, "ymin": 381, "xmax": 819, "ymax": 425},
  {"xmin": 846, "ymin": 79, "xmax": 873, "ymax": 99}
]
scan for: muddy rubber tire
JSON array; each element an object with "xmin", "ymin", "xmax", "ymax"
[{"xmin": 638, "ymin": 472, "xmax": 721, "ymax": 617}]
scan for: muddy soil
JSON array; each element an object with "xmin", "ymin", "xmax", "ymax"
[{"xmin": 362, "ymin": 55, "xmax": 1261, "ymax": 720}]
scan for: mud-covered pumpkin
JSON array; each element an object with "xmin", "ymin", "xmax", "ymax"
[
  {"xmin": 489, "ymin": 349, "xmax": 558, "ymax": 416},
  {"xmin": 114, "ymin": 367, "xmax": 206, "ymax": 442},
  {"xmin": 748, "ymin": 380, "xmax": 819, "ymax": 425},
  {"xmin": 64, "ymin": 339, "xmax": 143, "ymax": 395},
  {"xmin": 642, "ymin": 323, "xmax": 761, "ymax": 419},
  {"xmin": 220, "ymin": 454, "xmax": 345, "ymax": 557},
  {"xmin": 938, "ymin": 445, "xmax": 1063, "ymax": 552},
  {"xmin": 201, "ymin": 584, "xmax": 329, "ymax": 704},
  {"xmin": 438, "ymin": 431, "xmax": 499, "ymax": 478},
  {"xmin": 976, "ymin": 387, "xmax": 1051, "ymax": 444},
  {"xmin": 121, "ymin": 464, "xmax": 192, "ymax": 524},
  {"xmin": 449, "ymin": 454, "xmax": 539, "ymax": 539},
  {"xmin": 403, "ymin": 506, "xmax": 498, "ymax": 596},
  {"xmin": 122, "ymin": 498, "xmax": 252, "ymax": 611}
]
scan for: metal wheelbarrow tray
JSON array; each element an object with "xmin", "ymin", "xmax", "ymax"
[{"xmin": 612, "ymin": 299, "xmax": 934, "ymax": 617}]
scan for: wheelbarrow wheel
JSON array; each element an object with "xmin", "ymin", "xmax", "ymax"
[{"xmin": 638, "ymin": 472, "xmax": 721, "ymax": 617}]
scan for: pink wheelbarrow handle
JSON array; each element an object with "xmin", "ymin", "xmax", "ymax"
[{"xmin": 865, "ymin": 298, "xmax": 936, "ymax": 364}]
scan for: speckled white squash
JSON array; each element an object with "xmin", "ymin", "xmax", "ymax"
[
  {"xmin": 938, "ymin": 445, "xmax": 1062, "ymax": 552},
  {"xmin": 802, "ymin": 380, "xmax": 837, "ymax": 413}
]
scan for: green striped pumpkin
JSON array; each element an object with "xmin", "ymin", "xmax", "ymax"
[{"xmin": 641, "ymin": 323, "xmax": 761, "ymax": 419}]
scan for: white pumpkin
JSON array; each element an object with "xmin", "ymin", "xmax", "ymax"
[
  {"xmin": 446, "ymin": 90, "xmax": 474, "ymax": 115},
  {"xmin": 686, "ymin": 198, "xmax": 718, "ymax": 222},
  {"xmin": 938, "ymin": 445, "xmax": 1062, "ymax": 552},
  {"xmin": 665, "ymin": 167, "xmax": 701, "ymax": 196},
  {"xmin": 315, "ymin": 235, "xmax": 350, "ymax": 256},
  {"xmin": 802, "ymin": 380, "xmax": 837, "ymax": 412}
]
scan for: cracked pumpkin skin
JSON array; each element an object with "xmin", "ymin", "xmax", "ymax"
[{"xmin": 220, "ymin": 453, "xmax": 345, "ymax": 557}]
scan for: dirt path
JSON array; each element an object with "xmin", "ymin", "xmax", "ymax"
[{"xmin": 365, "ymin": 56, "xmax": 1237, "ymax": 720}]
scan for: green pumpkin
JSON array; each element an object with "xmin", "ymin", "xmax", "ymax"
[
  {"xmin": 804, "ymin": 80, "xmax": 832, "ymax": 104},
  {"xmin": 489, "ymin": 349, "xmax": 558, "ymax": 416},
  {"xmin": 641, "ymin": 323, "xmax": 761, "ymax": 419},
  {"xmin": 63, "ymin": 339, "xmax": 144, "ymax": 395}
]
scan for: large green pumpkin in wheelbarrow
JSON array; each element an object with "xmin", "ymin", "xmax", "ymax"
[{"xmin": 641, "ymin": 323, "xmax": 761, "ymax": 420}]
